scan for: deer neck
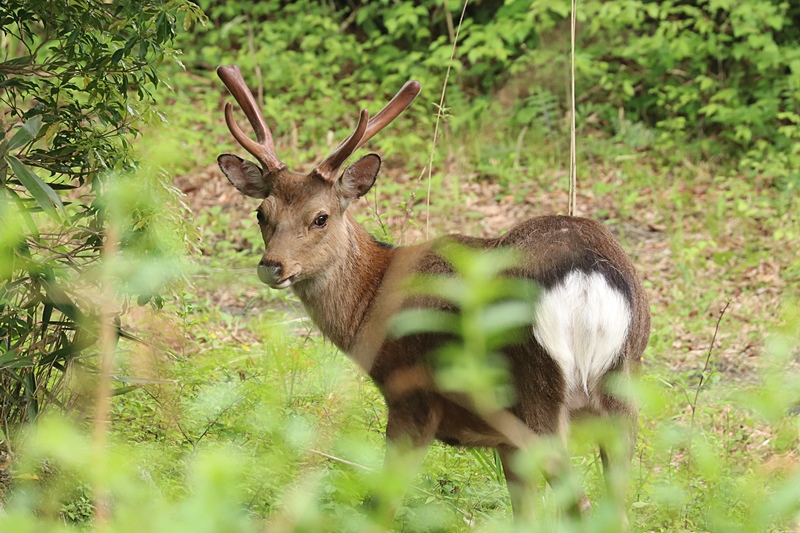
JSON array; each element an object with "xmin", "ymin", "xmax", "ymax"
[{"xmin": 291, "ymin": 214, "xmax": 394, "ymax": 353}]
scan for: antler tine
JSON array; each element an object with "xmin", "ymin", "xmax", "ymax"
[
  {"xmin": 357, "ymin": 80, "xmax": 421, "ymax": 149},
  {"xmin": 217, "ymin": 65, "xmax": 285, "ymax": 173},
  {"xmin": 313, "ymin": 80, "xmax": 421, "ymax": 183},
  {"xmin": 313, "ymin": 109, "xmax": 369, "ymax": 182}
]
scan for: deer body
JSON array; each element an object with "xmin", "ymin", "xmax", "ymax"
[
  {"xmin": 215, "ymin": 65, "xmax": 650, "ymax": 523},
  {"xmin": 303, "ymin": 214, "xmax": 647, "ymax": 445}
]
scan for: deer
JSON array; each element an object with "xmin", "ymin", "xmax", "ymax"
[{"xmin": 215, "ymin": 64, "xmax": 651, "ymax": 526}]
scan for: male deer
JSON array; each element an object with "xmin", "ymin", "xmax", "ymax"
[{"xmin": 215, "ymin": 64, "xmax": 650, "ymax": 524}]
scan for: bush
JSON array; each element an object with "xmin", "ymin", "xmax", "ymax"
[
  {"xmin": 522, "ymin": 0, "xmax": 800, "ymax": 185},
  {"xmin": 176, "ymin": 0, "xmax": 546, "ymax": 158},
  {"xmin": 0, "ymin": 0, "xmax": 203, "ymax": 428}
]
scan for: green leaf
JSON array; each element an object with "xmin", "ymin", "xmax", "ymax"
[
  {"xmin": 111, "ymin": 385, "xmax": 142, "ymax": 396},
  {"xmin": 111, "ymin": 48, "xmax": 125, "ymax": 64},
  {"xmin": 3, "ymin": 187, "xmax": 40, "ymax": 236},
  {"xmin": 41, "ymin": 303, "xmax": 54, "ymax": 334},
  {"xmin": 40, "ymin": 277, "xmax": 85, "ymax": 323},
  {"xmin": 623, "ymin": 80, "xmax": 635, "ymax": 97},
  {"xmin": 6, "ymin": 116, "xmax": 43, "ymax": 151},
  {"xmin": 390, "ymin": 308, "xmax": 460, "ymax": 337},
  {"xmin": 6, "ymin": 155, "xmax": 67, "ymax": 221},
  {"xmin": 0, "ymin": 350, "xmax": 20, "ymax": 369}
]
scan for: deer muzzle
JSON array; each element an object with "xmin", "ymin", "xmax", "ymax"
[{"xmin": 257, "ymin": 260, "xmax": 294, "ymax": 289}]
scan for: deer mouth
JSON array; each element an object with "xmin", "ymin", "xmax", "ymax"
[{"xmin": 273, "ymin": 276, "xmax": 295, "ymax": 289}]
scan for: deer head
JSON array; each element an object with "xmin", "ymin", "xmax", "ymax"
[{"xmin": 216, "ymin": 65, "xmax": 420, "ymax": 289}]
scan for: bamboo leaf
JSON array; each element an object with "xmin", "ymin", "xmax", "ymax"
[
  {"xmin": 0, "ymin": 350, "xmax": 22, "ymax": 369},
  {"xmin": 7, "ymin": 116, "xmax": 43, "ymax": 151},
  {"xmin": 3, "ymin": 187, "xmax": 40, "ymax": 236},
  {"xmin": 40, "ymin": 277, "xmax": 85, "ymax": 323},
  {"xmin": 41, "ymin": 303, "xmax": 54, "ymax": 337},
  {"xmin": 6, "ymin": 155, "xmax": 67, "ymax": 221},
  {"xmin": 112, "ymin": 385, "xmax": 142, "ymax": 396}
]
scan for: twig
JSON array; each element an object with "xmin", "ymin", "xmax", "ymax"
[
  {"xmin": 246, "ymin": 16, "xmax": 264, "ymax": 105},
  {"xmin": 513, "ymin": 126, "xmax": 528, "ymax": 169},
  {"xmin": 91, "ymin": 221, "xmax": 119, "ymax": 529},
  {"xmin": 424, "ymin": 0, "xmax": 468, "ymax": 239},
  {"xmin": 443, "ymin": 2, "xmax": 456, "ymax": 44},
  {"xmin": 308, "ymin": 448, "xmax": 376, "ymax": 472},
  {"xmin": 568, "ymin": 0, "xmax": 578, "ymax": 216},
  {"xmin": 687, "ymin": 301, "xmax": 731, "ymax": 460}
]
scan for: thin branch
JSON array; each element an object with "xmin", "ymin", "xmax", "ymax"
[
  {"xmin": 568, "ymin": 0, "xmax": 578, "ymax": 216},
  {"xmin": 424, "ymin": 0, "xmax": 468, "ymax": 239},
  {"xmin": 308, "ymin": 449, "xmax": 375, "ymax": 472},
  {"xmin": 91, "ymin": 220, "xmax": 119, "ymax": 529},
  {"xmin": 687, "ymin": 300, "xmax": 731, "ymax": 462}
]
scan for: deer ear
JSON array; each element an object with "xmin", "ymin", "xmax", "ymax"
[
  {"xmin": 218, "ymin": 154, "xmax": 269, "ymax": 198},
  {"xmin": 338, "ymin": 154, "xmax": 381, "ymax": 200}
]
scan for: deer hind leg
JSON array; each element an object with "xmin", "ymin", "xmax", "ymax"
[
  {"xmin": 498, "ymin": 410, "xmax": 590, "ymax": 522},
  {"xmin": 498, "ymin": 444, "xmax": 533, "ymax": 522},
  {"xmin": 498, "ymin": 443, "xmax": 590, "ymax": 520},
  {"xmin": 597, "ymin": 388, "xmax": 638, "ymax": 530},
  {"xmin": 549, "ymin": 409, "xmax": 592, "ymax": 518}
]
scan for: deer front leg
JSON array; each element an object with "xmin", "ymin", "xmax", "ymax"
[
  {"xmin": 498, "ymin": 444, "xmax": 534, "ymax": 522},
  {"xmin": 366, "ymin": 391, "xmax": 441, "ymax": 530}
]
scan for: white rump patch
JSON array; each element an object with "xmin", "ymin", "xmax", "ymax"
[{"xmin": 532, "ymin": 270, "xmax": 631, "ymax": 399}]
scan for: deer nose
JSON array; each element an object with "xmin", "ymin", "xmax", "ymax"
[{"xmin": 257, "ymin": 260, "xmax": 282, "ymax": 285}]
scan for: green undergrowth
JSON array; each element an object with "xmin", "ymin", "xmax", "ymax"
[
  {"xmin": 99, "ymin": 54, "xmax": 800, "ymax": 526},
  {"xmin": 3, "ymin": 293, "xmax": 798, "ymax": 531}
]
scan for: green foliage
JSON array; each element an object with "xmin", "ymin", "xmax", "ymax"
[
  {"xmin": 2, "ymin": 289, "xmax": 798, "ymax": 531},
  {"xmin": 2, "ymin": 0, "xmax": 800, "ymax": 530},
  {"xmin": 552, "ymin": 0, "xmax": 798, "ymax": 185},
  {"xmin": 0, "ymin": 0, "xmax": 204, "ymax": 177},
  {"xmin": 0, "ymin": 0, "xmax": 203, "ymax": 426},
  {"xmin": 184, "ymin": 0, "xmax": 799, "ymax": 185},
  {"xmin": 175, "ymin": 0, "xmax": 547, "ymax": 162},
  {"xmin": 630, "ymin": 309, "xmax": 800, "ymax": 532}
]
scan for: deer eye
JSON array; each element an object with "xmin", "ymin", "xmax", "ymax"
[
  {"xmin": 312, "ymin": 214, "xmax": 328, "ymax": 228},
  {"xmin": 255, "ymin": 209, "xmax": 266, "ymax": 224}
]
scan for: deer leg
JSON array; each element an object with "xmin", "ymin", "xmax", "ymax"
[
  {"xmin": 497, "ymin": 444, "xmax": 535, "ymax": 521},
  {"xmin": 366, "ymin": 391, "xmax": 440, "ymax": 530},
  {"xmin": 499, "ymin": 438, "xmax": 590, "ymax": 521},
  {"xmin": 598, "ymin": 402, "xmax": 637, "ymax": 530},
  {"xmin": 540, "ymin": 438, "xmax": 592, "ymax": 518},
  {"xmin": 524, "ymin": 408, "xmax": 592, "ymax": 519}
]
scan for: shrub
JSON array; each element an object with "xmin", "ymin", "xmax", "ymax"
[
  {"xmin": 0, "ymin": 0, "xmax": 203, "ymax": 427},
  {"xmin": 182, "ymin": 0, "xmax": 799, "ymax": 188},
  {"xmin": 524, "ymin": 0, "xmax": 800, "ymax": 185}
]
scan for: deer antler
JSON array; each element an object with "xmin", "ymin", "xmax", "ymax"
[
  {"xmin": 313, "ymin": 80, "xmax": 421, "ymax": 182},
  {"xmin": 217, "ymin": 65, "xmax": 285, "ymax": 174}
]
